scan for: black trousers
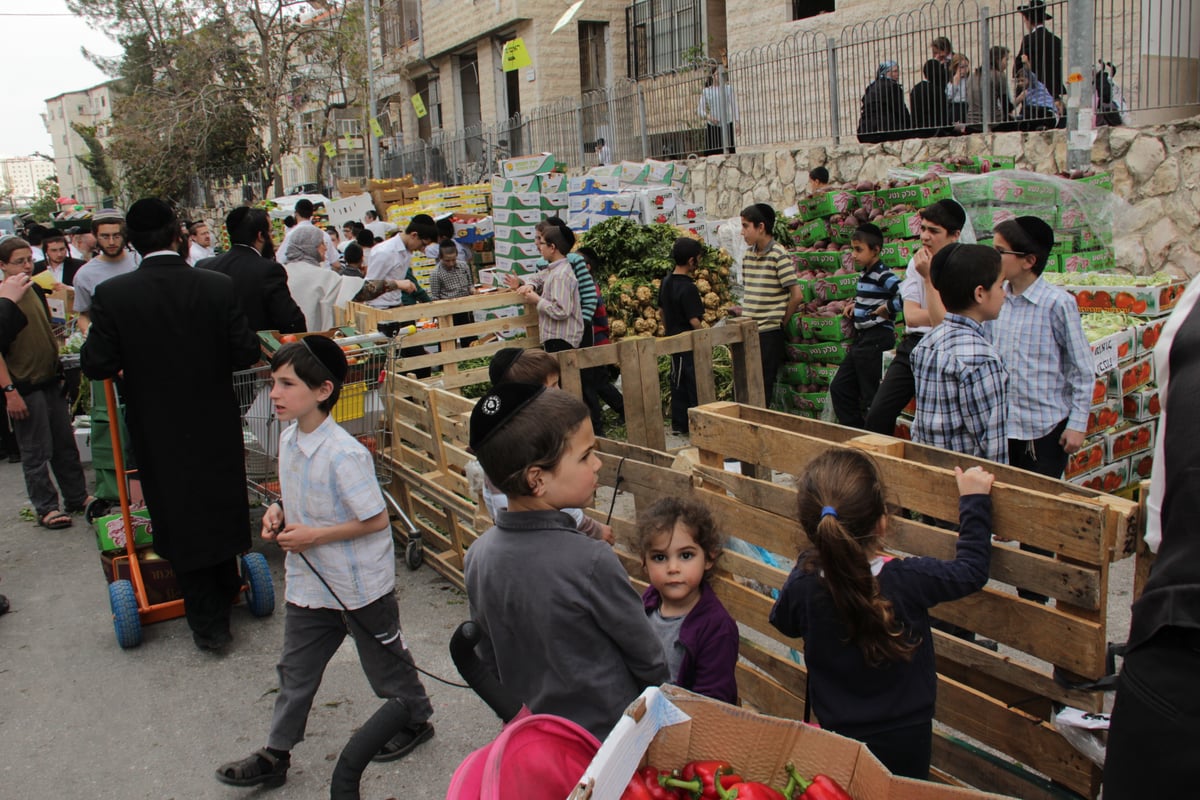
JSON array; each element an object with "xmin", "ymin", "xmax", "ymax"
[
  {"xmin": 669, "ymin": 352, "xmax": 698, "ymax": 434},
  {"xmin": 174, "ymin": 557, "xmax": 242, "ymax": 638},
  {"xmin": 1104, "ymin": 627, "xmax": 1200, "ymax": 797},
  {"xmin": 853, "ymin": 720, "xmax": 932, "ymax": 780},
  {"xmin": 830, "ymin": 326, "xmax": 894, "ymax": 429},
  {"xmin": 759, "ymin": 329, "xmax": 786, "ymax": 404},
  {"xmin": 1009, "ymin": 417, "xmax": 1069, "ymax": 602},
  {"xmin": 865, "ymin": 333, "xmax": 923, "ymax": 435}
]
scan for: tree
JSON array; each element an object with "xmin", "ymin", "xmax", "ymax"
[
  {"xmin": 70, "ymin": 123, "xmax": 117, "ymax": 199},
  {"xmin": 29, "ymin": 177, "xmax": 61, "ymax": 221},
  {"xmin": 67, "ymin": 0, "xmax": 368, "ymax": 201}
]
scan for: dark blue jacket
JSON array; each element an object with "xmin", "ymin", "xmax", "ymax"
[
  {"xmin": 642, "ymin": 581, "xmax": 740, "ymax": 704},
  {"xmin": 769, "ymin": 494, "xmax": 991, "ymax": 738}
]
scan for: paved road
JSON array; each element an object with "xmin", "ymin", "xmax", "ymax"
[{"xmin": 0, "ymin": 457, "xmax": 498, "ymax": 800}]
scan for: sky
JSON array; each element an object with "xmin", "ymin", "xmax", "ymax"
[{"xmin": 0, "ymin": 0, "xmax": 120, "ymax": 157}]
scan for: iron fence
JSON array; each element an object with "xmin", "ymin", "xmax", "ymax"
[{"xmin": 382, "ymin": 0, "xmax": 1196, "ymax": 185}]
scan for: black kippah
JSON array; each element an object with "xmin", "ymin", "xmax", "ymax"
[
  {"xmin": 1013, "ymin": 215, "xmax": 1055, "ymax": 255},
  {"xmin": 469, "ymin": 383, "xmax": 546, "ymax": 451},
  {"xmin": 488, "ymin": 348, "xmax": 524, "ymax": 384},
  {"xmin": 126, "ymin": 198, "xmax": 174, "ymax": 232},
  {"xmin": 301, "ymin": 335, "xmax": 348, "ymax": 384}
]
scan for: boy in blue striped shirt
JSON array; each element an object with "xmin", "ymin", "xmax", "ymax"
[{"xmin": 831, "ymin": 223, "xmax": 903, "ymax": 428}]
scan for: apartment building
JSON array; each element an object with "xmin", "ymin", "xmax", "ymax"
[
  {"xmin": 43, "ymin": 80, "xmax": 119, "ymax": 210},
  {"xmin": 0, "ymin": 156, "xmax": 56, "ymax": 204}
]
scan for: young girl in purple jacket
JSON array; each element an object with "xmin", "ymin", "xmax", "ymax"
[{"xmin": 636, "ymin": 497, "xmax": 739, "ymax": 704}]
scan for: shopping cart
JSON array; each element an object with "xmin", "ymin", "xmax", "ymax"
[
  {"xmin": 236, "ymin": 322, "xmax": 425, "ymax": 570},
  {"xmin": 98, "ymin": 379, "xmax": 276, "ymax": 649}
]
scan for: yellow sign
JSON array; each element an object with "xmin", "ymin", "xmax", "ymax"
[
  {"xmin": 307, "ymin": 151, "xmax": 320, "ymax": 164},
  {"xmin": 369, "ymin": 117, "xmax": 384, "ymax": 138},
  {"xmin": 323, "ymin": 141, "xmax": 338, "ymax": 158},
  {"xmin": 411, "ymin": 94, "xmax": 427, "ymax": 118},
  {"xmin": 502, "ymin": 38, "xmax": 532, "ymax": 72}
]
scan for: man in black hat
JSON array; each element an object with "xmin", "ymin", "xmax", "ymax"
[
  {"xmin": 196, "ymin": 206, "xmax": 307, "ymax": 334},
  {"xmin": 1017, "ymin": 0, "xmax": 1064, "ymax": 100},
  {"xmin": 81, "ymin": 198, "xmax": 261, "ymax": 653}
]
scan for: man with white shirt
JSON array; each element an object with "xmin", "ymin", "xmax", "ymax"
[
  {"xmin": 364, "ymin": 216, "xmax": 436, "ymax": 309},
  {"xmin": 187, "ymin": 220, "xmax": 216, "ymax": 265},
  {"xmin": 33, "ymin": 234, "xmax": 86, "ymax": 287},
  {"xmin": 279, "ymin": 199, "xmax": 338, "ymax": 268},
  {"xmin": 68, "ymin": 227, "xmax": 96, "ymax": 262},
  {"xmin": 363, "ymin": 209, "xmax": 397, "ymax": 241},
  {"xmin": 72, "ymin": 211, "xmax": 140, "ymax": 333}
]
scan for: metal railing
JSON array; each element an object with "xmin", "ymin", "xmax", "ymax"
[{"xmin": 383, "ymin": 0, "xmax": 1197, "ymax": 183}]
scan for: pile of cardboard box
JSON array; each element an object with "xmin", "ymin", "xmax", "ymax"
[{"xmin": 565, "ymin": 159, "xmax": 698, "ymax": 234}]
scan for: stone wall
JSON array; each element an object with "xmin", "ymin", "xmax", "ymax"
[{"xmin": 681, "ymin": 116, "xmax": 1200, "ymax": 277}]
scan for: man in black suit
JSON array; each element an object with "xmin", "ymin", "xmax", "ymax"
[
  {"xmin": 32, "ymin": 233, "xmax": 86, "ymax": 287},
  {"xmin": 81, "ymin": 198, "xmax": 262, "ymax": 653},
  {"xmin": 1017, "ymin": 0, "xmax": 1064, "ymax": 99},
  {"xmin": 196, "ymin": 206, "xmax": 306, "ymax": 334}
]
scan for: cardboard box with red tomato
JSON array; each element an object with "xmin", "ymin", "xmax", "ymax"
[
  {"xmin": 570, "ymin": 685, "xmax": 1007, "ymax": 800},
  {"xmin": 1122, "ymin": 385, "xmax": 1161, "ymax": 422},
  {"xmin": 1070, "ymin": 457, "xmax": 1130, "ymax": 494},
  {"xmin": 1086, "ymin": 398, "xmax": 1122, "ymax": 437},
  {"xmin": 1059, "ymin": 277, "xmax": 1189, "ymax": 317},
  {"xmin": 893, "ymin": 417, "xmax": 913, "ymax": 441},
  {"xmin": 1091, "ymin": 376, "xmax": 1109, "ymax": 405},
  {"xmin": 1134, "ymin": 318, "xmax": 1165, "ymax": 357},
  {"xmin": 1129, "ymin": 452, "xmax": 1155, "ymax": 483},
  {"xmin": 1105, "ymin": 419, "xmax": 1156, "ymax": 462},
  {"xmin": 1065, "ymin": 437, "xmax": 1107, "ymax": 480},
  {"xmin": 1109, "ymin": 354, "xmax": 1155, "ymax": 397},
  {"xmin": 1089, "ymin": 327, "xmax": 1136, "ymax": 374}
]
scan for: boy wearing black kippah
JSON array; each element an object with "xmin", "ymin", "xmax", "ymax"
[
  {"xmin": 831, "ymin": 223, "xmax": 903, "ymax": 428},
  {"xmin": 216, "ymin": 337, "xmax": 434, "ymax": 789},
  {"xmin": 465, "ymin": 384, "xmax": 668, "ymax": 739}
]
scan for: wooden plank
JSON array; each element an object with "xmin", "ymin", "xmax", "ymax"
[
  {"xmin": 935, "ymin": 676, "xmax": 1099, "ymax": 795},
  {"xmin": 889, "ymin": 517, "xmax": 1103, "ymax": 609},
  {"xmin": 700, "ymin": 491, "xmax": 800, "ymax": 569},
  {"xmin": 726, "ymin": 320, "xmax": 765, "ymax": 407},
  {"xmin": 424, "ymin": 548, "xmax": 465, "ymax": 590},
  {"xmin": 595, "ymin": 451, "xmax": 692, "ymax": 497},
  {"xmin": 689, "ymin": 406, "xmax": 1112, "ymax": 565},
  {"xmin": 636, "ymin": 336, "xmax": 667, "ymax": 451},
  {"xmin": 931, "ymin": 734, "xmax": 1076, "ymax": 800},
  {"xmin": 737, "ymin": 636, "xmax": 807, "ymax": 700},
  {"xmin": 736, "ymin": 663, "xmax": 807, "ymax": 720},
  {"xmin": 710, "ymin": 574, "xmax": 795, "ymax": 651},
  {"xmin": 618, "ymin": 338, "xmax": 651, "ymax": 447},
  {"xmin": 693, "ymin": 328, "xmax": 718, "ymax": 407},
  {"xmin": 719, "ymin": 551, "xmax": 790, "ymax": 593},
  {"xmin": 558, "ymin": 347, "xmax": 585, "ymax": 399}
]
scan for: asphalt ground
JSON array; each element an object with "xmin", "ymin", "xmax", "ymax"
[{"xmin": 0, "ymin": 456, "xmax": 499, "ymax": 800}]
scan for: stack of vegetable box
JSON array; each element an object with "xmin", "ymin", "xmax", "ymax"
[{"xmin": 1048, "ymin": 271, "xmax": 1189, "ymax": 493}]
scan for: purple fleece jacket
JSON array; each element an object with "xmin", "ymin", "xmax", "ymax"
[{"xmin": 642, "ymin": 581, "xmax": 740, "ymax": 704}]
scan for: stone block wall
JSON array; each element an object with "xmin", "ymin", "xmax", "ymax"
[{"xmin": 680, "ymin": 117, "xmax": 1200, "ymax": 277}]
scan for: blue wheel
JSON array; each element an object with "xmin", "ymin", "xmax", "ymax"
[
  {"xmin": 241, "ymin": 553, "xmax": 275, "ymax": 617},
  {"xmin": 109, "ymin": 580, "xmax": 142, "ymax": 649}
]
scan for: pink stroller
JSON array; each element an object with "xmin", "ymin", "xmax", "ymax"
[{"xmin": 445, "ymin": 622, "xmax": 602, "ymax": 800}]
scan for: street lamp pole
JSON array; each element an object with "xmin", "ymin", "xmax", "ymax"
[{"xmin": 365, "ymin": 0, "xmax": 383, "ymax": 179}]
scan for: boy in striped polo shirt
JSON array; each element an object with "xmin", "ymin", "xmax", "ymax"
[
  {"xmin": 831, "ymin": 223, "xmax": 903, "ymax": 428},
  {"xmin": 736, "ymin": 203, "xmax": 803, "ymax": 400}
]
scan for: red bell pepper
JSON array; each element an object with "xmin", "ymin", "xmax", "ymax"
[
  {"xmin": 715, "ymin": 778, "xmax": 787, "ymax": 800},
  {"xmin": 621, "ymin": 766, "xmax": 688, "ymax": 800},
  {"xmin": 663, "ymin": 760, "xmax": 743, "ymax": 800},
  {"xmin": 784, "ymin": 762, "xmax": 853, "ymax": 800}
]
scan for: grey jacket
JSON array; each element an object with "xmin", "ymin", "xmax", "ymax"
[{"xmin": 465, "ymin": 509, "xmax": 669, "ymax": 739}]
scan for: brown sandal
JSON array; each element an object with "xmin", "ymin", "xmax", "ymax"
[
  {"xmin": 38, "ymin": 511, "xmax": 72, "ymax": 530},
  {"xmin": 214, "ymin": 748, "xmax": 289, "ymax": 788}
]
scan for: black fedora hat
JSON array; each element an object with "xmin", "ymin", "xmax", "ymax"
[{"xmin": 1018, "ymin": 0, "xmax": 1052, "ymax": 21}]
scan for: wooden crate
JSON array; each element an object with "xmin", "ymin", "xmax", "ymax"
[{"xmin": 379, "ymin": 380, "xmax": 1137, "ymax": 796}]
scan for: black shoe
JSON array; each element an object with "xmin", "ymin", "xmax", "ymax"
[
  {"xmin": 193, "ymin": 629, "xmax": 233, "ymax": 653},
  {"xmin": 215, "ymin": 748, "xmax": 289, "ymax": 788},
  {"xmin": 6, "ymin": 452, "xmax": 18, "ymax": 464},
  {"xmin": 372, "ymin": 721, "xmax": 435, "ymax": 762},
  {"xmin": 0, "ymin": 595, "xmax": 9, "ymax": 615}
]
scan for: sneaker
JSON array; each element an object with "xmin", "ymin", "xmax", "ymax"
[{"xmin": 372, "ymin": 721, "xmax": 435, "ymax": 762}]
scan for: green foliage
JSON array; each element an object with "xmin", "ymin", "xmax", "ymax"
[
  {"xmin": 70, "ymin": 124, "xmax": 116, "ymax": 198},
  {"xmin": 579, "ymin": 218, "xmax": 680, "ymax": 284},
  {"xmin": 772, "ymin": 216, "xmax": 794, "ymax": 249},
  {"xmin": 29, "ymin": 177, "xmax": 60, "ymax": 220}
]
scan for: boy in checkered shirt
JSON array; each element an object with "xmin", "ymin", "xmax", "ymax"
[
  {"xmin": 430, "ymin": 239, "xmax": 475, "ymax": 345},
  {"xmin": 911, "ymin": 244, "xmax": 1009, "ymax": 463}
]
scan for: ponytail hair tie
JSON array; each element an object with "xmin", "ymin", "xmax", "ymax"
[{"xmin": 820, "ymin": 506, "xmax": 839, "ymax": 520}]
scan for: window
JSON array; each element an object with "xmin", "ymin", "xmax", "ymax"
[
  {"xmin": 337, "ymin": 152, "xmax": 366, "ymax": 178},
  {"xmin": 379, "ymin": 0, "xmax": 421, "ymax": 56},
  {"xmin": 336, "ymin": 118, "xmax": 361, "ymax": 136},
  {"xmin": 579, "ymin": 22, "xmax": 610, "ymax": 92},
  {"xmin": 625, "ymin": 0, "xmax": 701, "ymax": 78},
  {"xmin": 792, "ymin": 0, "xmax": 835, "ymax": 21},
  {"xmin": 299, "ymin": 110, "xmax": 320, "ymax": 146}
]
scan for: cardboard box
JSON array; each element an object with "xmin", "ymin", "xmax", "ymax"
[
  {"xmin": 539, "ymin": 172, "xmax": 569, "ymax": 194},
  {"xmin": 569, "ymin": 176, "xmax": 620, "ymax": 194},
  {"xmin": 875, "ymin": 176, "xmax": 952, "ymax": 209},
  {"xmin": 1062, "ymin": 250, "xmax": 1115, "ymax": 274},
  {"xmin": 499, "ymin": 152, "xmax": 556, "ymax": 178},
  {"xmin": 1088, "ymin": 326, "xmax": 1135, "ymax": 375},
  {"xmin": 1130, "ymin": 451, "xmax": 1154, "ymax": 482},
  {"xmin": 493, "ymin": 225, "xmax": 537, "ymax": 244},
  {"xmin": 987, "ymin": 175, "xmax": 1059, "ymax": 205},
  {"xmin": 1106, "ymin": 419, "xmax": 1156, "ymax": 461},
  {"xmin": 493, "ymin": 208, "xmax": 543, "ymax": 226},
  {"xmin": 100, "ymin": 547, "xmax": 181, "ymax": 606},
  {"xmin": 792, "ymin": 217, "xmax": 831, "ymax": 247},
  {"xmin": 802, "ymin": 315, "xmax": 850, "ymax": 342},
  {"xmin": 495, "ymin": 242, "xmax": 541, "ymax": 261},
  {"xmin": 818, "ymin": 273, "xmax": 859, "ymax": 301},
  {"xmin": 778, "ymin": 362, "xmax": 810, "ymax": 386},
  {"xmin": 1122, "ymin": 386, "xmax": 1161, "ymax": 422},
  {"xmin": 74, "ymin": 427, "xmax": 91, "ymax": 463},
  {"xmin": 1134, "ymin": 318, "xmax": 1165, "ymax": 356},
  {"xmin": 793, "ymin": 250, "xmax": 854, "ymax": 272},
  {"xmin": 880, "ymin": 240, "xmax": 920, "ymax": 268},
  {"xmin": 786, "ymin": 388, "xmax": 829, "ymax": 414},
  {"xmin": 876, "ymin": 211, "xmax": 924, "ymax": 239},
  {"xmin": 540, "ymin": 192, "xmax": 569, "ymax": 212},
  {"xmin": 1086, "ymin": 398, "xmax": 1122, "ymax": 437},
  {"xmin": 796, "ymin": 189, "xmax": 858, "ymax": 221},
  {"xmin": 1110, "ymin": 353, "xmax": 1154, "ymax": 397},
  {"xmin": 94, "ymin": 508, "xmax": 155, "ymax": 553},
  {"xmin": 674, "ymin": 203, "xmax": 705, "ymax": 225},
  {"xmin": 1051, "ymin": 274, "xmax": 1189, "ymax": 316},
  {"xmin": 785, "ymin": 341, "xmax": 850, "ymax": 364},
  {"xmin": 571, "ymin": 686, "xmax": 1007, "ymax": 800},
  {"xmin": 591, "ymin": 194, "xmax": 639, "ymax": 217},
  {"xmin": 893, "ymin": 417, "xmax": 913, "ymax": 440},
  {"xmin": 809, "ymin": 363, "xmax": 839, "ymax": 387},
  {"xmin": 1075, "ymin": 171, "xmax": 1114, "ymax": 191},
  {"xmin": 1070, "ymin": 457, "xmax": 1129, "ymax": 493},
  {"xmin": 1092, "ymin": 377, "xmax": 1109, "ymax": 405},
  {"xmin": 1065, "ymin": 437, "xmax": 1107, "ymax": 479}
]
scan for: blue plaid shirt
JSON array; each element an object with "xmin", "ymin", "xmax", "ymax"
[
  {"xmin": 985, "ymin": 278, "xmax": 1094, "ymax": 440},
  {"xmin": 912, "ymin": 313, "xmax": 1010, "ymax": 464}
]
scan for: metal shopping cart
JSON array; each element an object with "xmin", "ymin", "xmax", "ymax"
[{"xmin": 236, "ymin": 322, "xmax": 425, "ymax": 570}]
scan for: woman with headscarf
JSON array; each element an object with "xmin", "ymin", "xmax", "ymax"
[
  {"xmin": 280, "ymin": 226, "xmax": 404, "ymax": 331},
  {"xmin": 857, "ymin": 61, "xmax": 913, "ymax": 143}
]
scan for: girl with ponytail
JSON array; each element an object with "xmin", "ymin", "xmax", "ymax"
[{"xmin": 769, "ymin": 448, "xmax": 994, "ymax": 780}]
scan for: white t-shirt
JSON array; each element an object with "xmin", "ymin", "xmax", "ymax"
[
  {"xmin": 364, "ymin": 235, "xmax": 413, "ymax": 308},
  {"xmin": 73, "ymin": 252, "xmax": 139, "ymax": 313},
  {"xmin": 898, "ymin": 256, "xmax": 932, "ymax": 335},
  {"xmin": 365, "ymin": 220, "xmax": 397, "ymax": 240},
  {"xmin": 187, "ymin": 241, "xmax": 215, "ymax": 266}
]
